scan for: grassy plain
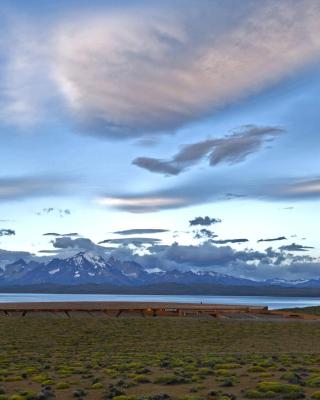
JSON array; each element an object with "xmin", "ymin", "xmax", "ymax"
[
  {"xmin": 1, "ymin": 317, "xmax": 320, "ymax": 400},
  {"xmin": 282, "ymin": 307, "xmax": 320, "ymax": 316}
]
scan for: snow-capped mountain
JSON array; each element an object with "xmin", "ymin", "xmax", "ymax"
[
  {"xmin": 0, "ymin": 252, "xmax": 145, "ymax": 285},
  {"xmin": 0, "ymin": 251, "xmax": 319, "ymax": 288},
  {"xmin": 0, "ymin": 251, "xmax": 260, "ymax": 286}
]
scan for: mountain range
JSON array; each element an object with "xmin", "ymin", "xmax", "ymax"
[{"xmin": 0, "ymin": 251, "xmax": 320, "ymax": 289}]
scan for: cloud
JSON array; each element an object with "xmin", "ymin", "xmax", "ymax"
[
  {"xmin": 258, "ymin": 236, "xmax": 287, "ymax": 243},
  {"xmin": 51, "ymin": 237, "xmax": 106, "ymax": 253},
  {"xmin": 279, "ymin": 243, "xmax": 314, "ymax": 252},
  {"xmin": 43, "ymin": 232, "xmax": 79, "ymax": 237},
  {"xmin": 51, "ymin": 1, "xmax": 320, "ymax": 137},
  {"xmin": 0, "ymin": 176, "xmax": 74, "ymax": 201},
  {"xmin": 99, "ymin": 237, "xmax": 161, "ymax": 247},
  {"xmin": 48, "ymin": 237, "xmax": 117, "ymax": 258},
  {"xmin": 38, "ymin": 250, "xmax": 61, "ymax": 254},
  {"xmin": 113, "ymin": 229, "xmax": 169, "ymax": 235},
  {"xmin": 0, "ymin": 16, "xmax": 54, "ymax": 127},
  {"xmin": 211, "ymin": 238, "xmax": 249, "ymax": 244},
  {"xmin": 148, "ymin": 241, "xmax": 238, "ymax": 268},
  {"xmin": 96, "ymin": 196, "xmax": 188, "ymax": 213},
  {"xmin": 99, "ymin": 175, "xmax": 320, "ymax": 212},
  {"xmin": 0, "ymin": 229, "xmax": 15, "ymax": 237},
  {"xmin": 132, "ymin": 158, "xmax": 181, "ymax": 176},
  {"xmin": 0, "ymin": 249, "xmax": 34, "ymax": 269},
  {"xmin": 133, "ymin": 125, "xmax": 284, "ymax": 175},
  {"xmin": 208, "ymin": 126, "xmax": 284, "ymax": 166},
  {"xmin": 225, "ymin": 193, "xmax": 247, "ymax": 200},
  {"xmin": 36, "ymin": 208, "xmax": 71, "ymax": 217},
  {"xmin": 189, "ymin": 216, "xmax": 222, "ymax": 226},
  {"xmin": 278, "ymin": 178, "xmax": 320, "ymax": 199},
  {"xmin": 1, "ymin": 234, "xmax": 319, "ymax": 281},
  {"xmin": 111, "ymin": 241, "xmax": 320, "ymax": 280},
  {"xmin": 194, "ymin": 229, "xmax": 217, "ymax": 239},
  {"xmin": 132, "ymin": 241, "xmax": 284, "ymax": 275}
]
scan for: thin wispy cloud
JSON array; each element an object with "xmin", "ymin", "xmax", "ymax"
[
  {"xmin": 43, "ymin": 232, "xmax": 79, "ymax": 237},
  {"xmin": 0, "ymin": 176, "xmax": 74, "ymax": 201},
  {"xmin": 100, "ymin": 176, "xmax": 320, "ymax": 212},
  {"xmin": 99, "ymin": 238, "xmax": 161, "ymax": 246},
  {"xmin": 113, "ymin": 229, "xmax": 169, "ymax": 235}
]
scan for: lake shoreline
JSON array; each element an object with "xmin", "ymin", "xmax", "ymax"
[
  {"xmin": 0, "ymin": 293, "xmax": 319, "ymax": 310},
  {"xmin": 1, "ymin": 282, "xmax": 320, "ymax": 297}
]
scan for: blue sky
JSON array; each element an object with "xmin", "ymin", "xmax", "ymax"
[{"xmin": 1, "ymin": 0, "xmax": 320, "ymax": 281}]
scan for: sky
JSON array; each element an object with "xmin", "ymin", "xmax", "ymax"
[{"xmin": 1, "ymin": 0, "xmax": 320, "ymax": 281}]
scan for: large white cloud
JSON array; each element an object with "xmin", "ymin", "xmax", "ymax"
[{"xmin": 53, "ymin": 0, "xmax": 320, "ymax": 137}]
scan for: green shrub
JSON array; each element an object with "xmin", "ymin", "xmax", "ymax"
[
  {"xmin": 31, "ymin": 374, "xmax": 48, "ymax": 383},
  {"xmin": 257, "ymin": 382, "xmax": 302, "ymax": 394},
  {"xmin": 3, "ymin": 376, "xmax": 23, "ymax": 382},
  {"xmin": 91, "ymin": 382, "xmax": 104, "ymax": 389},
  {"xmin": 245, "ymin": 389, "xmax": 263, "ymax": 398},
  {"xmin": 154, "ymin": 375, "xmax": 188, "ymax": 385},
  {"xmin": 56, "ymin": 382, "xmax": 70, "ymax": 389},
  {"xmin": 217, "ymin": 363, "xmax": 241, "ymax": 369},
  {"xmin": 248, "ymin": 366, "xmax": 266, "ymax": 373},
  {"xmin": 245, "ymin": 389, "xmax": 276, "ymax": 398},
  {"xmin": 259, "ymin": 373, "xmax": 274, "ymax": 378},
  {"xmin": 133, "ymin": 374, "xmax": 150, "ymax": 383},
  {"xmin": 197, "ymin": 367, "xmax": 212, "ymax": 376},
  {"xmin": 24, "ymin": 368, "xmax": 37, "ymax": 374},
  {"xmin": 216, "ymin": 369, "xmax": 233, "ymax": 377},
  {"xmin": 42, "ymin": 379, "xmax": 55, "ymax": 385},
  {"xmin": 262, "ymin": 392, "xmax": 277, "ymax": 399},
  {"xmin": 311, "ymin": 392, "xmax": 320, "ymax": 399},
  {"xmin": 281, "ymin": 372, "xmax": 303, "ymax": 384},
  {"xmin": 189, "ymin": 384, "xmax": 205, "ymax": 392},
  {"xmin": 16, "ymin": 391, "xmax": 37, "ymax": 400},
  {"xmin": 308, "ymin": 375, "xmax": 320, "ymax": 387},
  {"xmin": 220, "ymin": 378, "xmax": 234, "ymax": 387}
]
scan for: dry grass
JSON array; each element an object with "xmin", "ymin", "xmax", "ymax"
[{"xmin": 0, "ymin": 317, "xmax": 320, "ymax": 399}]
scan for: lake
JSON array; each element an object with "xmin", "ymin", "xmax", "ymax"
[{"xmin": 0, "ymin": 293, "xmax": 319, "ymax": 309}]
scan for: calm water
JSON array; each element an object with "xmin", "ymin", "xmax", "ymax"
[{"xmin": 0, "ymin": 293, "xmax": 319, "ymax": 310}]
